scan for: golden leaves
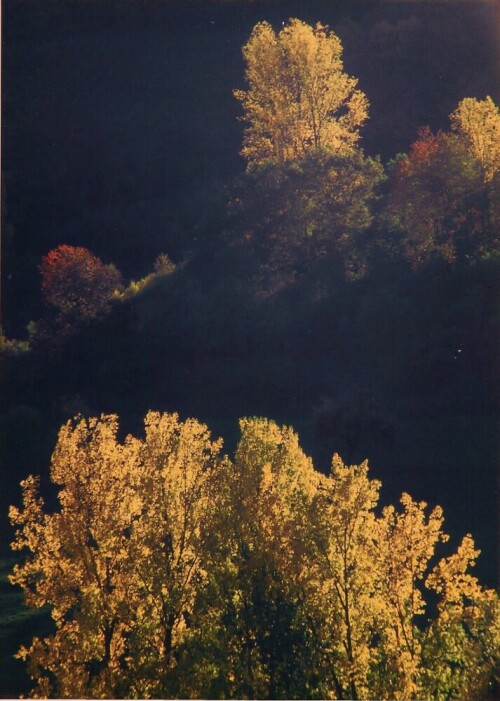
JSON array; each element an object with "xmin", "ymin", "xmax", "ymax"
[
  {"xmin": 235, "ymin": 19, "xmax": 369, "ymax": 169},
  {"xmin": 9, "ymin": 411, "xmax": 226, "ymax": 697},
  {"xmin": 450, "ymin": 96, "xmax": 500, "ymax": 183},
  {"xmin": 9, "ymin": 411, "xmax": 498, "ymax": 699}
]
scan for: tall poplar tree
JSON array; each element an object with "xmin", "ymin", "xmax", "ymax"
[
  {"xmin": 234, "ymin": 19, "xmax": 369, "ymax": 169},
  {"xmin": 450, "ymin": 96, "xmax": 500, "ymax": 184}
]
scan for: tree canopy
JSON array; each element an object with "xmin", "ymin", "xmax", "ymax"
[
  {"xmin": 10, "ymin": 412, "xmax": 500, "ymax": 699},
  {"xmin": 39, "ymin": 245, "xmax": 123, "ymax": 324},
  {"xmin": 229, "ymin": 150, "xmax": 384, "ymax": 287},
  {"xmin": 234, "ymin": 19, "xmax": 369, "ymax": 169},
  {"xmin": 384, "ymin": 97, "xmax": 500, "ymax": 268}
]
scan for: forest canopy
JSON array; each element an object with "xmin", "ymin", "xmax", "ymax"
[{"xmin": 10, "ymin": 412, "xmax": 500, "ymax": 700}]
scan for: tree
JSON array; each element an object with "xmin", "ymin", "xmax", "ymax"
[
  {"xmin": 423, "ymin": 535, "xmax": 500, "ymax": 701},
  {"xmin": 187, "ymin": 418, "xmax": 321, "ymax": 699},
  {"xmin": 306, "ymin": 455, "xmax": 382, "ymax": 700},
  {"xmin": 10, "ymin": 412, "xmax": 499, "ymax": 699},
  {"xmin": 9, "ymin": 412, "xmax": 227, "ymax": 698},
  {"xmin": 450, "ymin": 96, "xmax": 500, "ymax": 184},
  {"xmin": 39, "ymin": 245, "xmax": 123, "ymax": 324},
  {"xmin": 371, "ymin": 495, "xmax": 447, "ymax": 699},
  {"xmin": 153, "ymin": 252, "xmax": 176, "ymax": 275},
  {"xmin": 449, "ymin": 97, "xmax": 500, "ymax": 246},
  {"xmin": 229, "ymin": 150, "xmax": 384, "ymax": 287},
  {"xmin": 385, "ymin": 127, "xmax": 492, "ymax": 266},
  {"xmin": 234, "ymin": 19, "xmax": 369, "ymax": 169}
]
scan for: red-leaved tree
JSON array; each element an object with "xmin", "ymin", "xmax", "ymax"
[
  {"xmin": 40, "ymin": 245, "xmax": 123, "ymax": 323},
  {"xmin": 386, "ymin": 128, "xmax": 486, "ymax": 266}
]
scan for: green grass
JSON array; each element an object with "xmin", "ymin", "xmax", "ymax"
[{"xmin": 0, "ymin": 557, "xmax": 52, "ymax": 698}]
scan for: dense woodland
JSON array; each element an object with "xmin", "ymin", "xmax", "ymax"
[{"xmin": 1, "ymin": 0, "xmax": 499, "ymax": 698}]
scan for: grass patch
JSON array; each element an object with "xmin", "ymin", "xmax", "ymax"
[{"xmin": 0, "ymin": 557, "xmax": 52, "ymax": 698}]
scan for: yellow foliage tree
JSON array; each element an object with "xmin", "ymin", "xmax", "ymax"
[
  {"xmin": 9, "ymin": 412, "xmax": 226, "ymax": 698},
  {"xmin": 450, "ymin": 96, "xmax": 500, "ymax": 183},
  {"xmin": 196, "ymin": 418, "xmax": 321, "ymax": 699},
  {"xmin": 234, "ymin": 19, "xmax": 369, "ymax": 169},
  {"xmin": 10, "ymin": 412, "xmax": 499, "ymax": 699},
  {"xmin": 423, "ymin": 534, "xmax": 500, "ymax": 701},
  {"xmin": 233, "ymin": 417, "xmax": 319, "ymax": 575},
  {"xmin": 303, "ymin": 454, "xmax": 382, "ymax": 699},
  {"xmin": 372, "ymin": 495, "xmax": 447, "ymax": 699}
]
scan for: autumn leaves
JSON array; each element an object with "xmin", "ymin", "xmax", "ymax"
[
  {"xmin": 234, "ymin": 20, "xmax": 499, "ymax": 274},
  {"xmin": 10, "ymin": 413, "xmax": 499, "ymax": 699},
  {"xmin": 233, "ymin": 20, "xmax": 368, "ymax": 170},
  {"xmin": 7, "ymin": 17, "xmax": 500, "ymax": 700},
  {"xmin": 10, "ymin": 413, "xmax": 225, "ymax": 698}
]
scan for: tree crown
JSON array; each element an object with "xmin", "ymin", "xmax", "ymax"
[{"xmin": 234, "ymin": 19, "xmax": 369, "ymax": 169}]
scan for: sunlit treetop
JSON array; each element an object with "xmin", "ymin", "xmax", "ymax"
[
  {"xmin": 450, "ymin": 96, "xmax": 500, "ymax": 183},
  {"xmin": 234, "ymin": 18, "xmax": 369, "ymax": 169}
]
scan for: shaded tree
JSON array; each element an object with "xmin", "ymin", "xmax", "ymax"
[
  {"xmin": 229, "ymin": 150, "xmax": 384, "ymax": 288},
  {"xmin": 384, "ymin": 127, "xmax": 494, "ymax": 267}
]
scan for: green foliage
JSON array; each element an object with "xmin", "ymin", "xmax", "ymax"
[
  {"xmin": 0, "ymin": 327, "xmax": 30, "ymax": 357},
  {"xmin": 10, "ymin": 413, "xmax": 499, "ymax": 699},
  {"xmin": 228, "ymin": 149, "xmax": 384, "ymax": 287},
  {"xmin": 118, "ymin": 253, "xmax": 177, "ymax": 300},
  {"xmin": 384, "ymin": 124, "xmax": 498, "ymax": 267}
]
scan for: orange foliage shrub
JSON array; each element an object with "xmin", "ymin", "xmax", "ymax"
[{"xmin": 39, "ymin": 245, "xmax": 123, "ymax": 322}]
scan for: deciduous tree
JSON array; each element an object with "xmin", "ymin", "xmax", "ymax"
[
  {"xmin": 39, "ymin": 245, "xmax": 123, "ymax": 324},
  {"xmin": 450, "ymin": 96, "xmax": 500, "ymax": 184},
  {"xmin": 10, "ymin": 412, "xmax": 226, "ymax": 698},
  {"xmin": 189, "ymin": 418, "xmax": 321, "ymax": 699},
  {"xmin": 385, "ymin": 128, "xmax": 490, "ymax": 266},
  {"xmin": 10, "ymin": 412, "xmax": 499, "ymax": 699},
  {"xmin": 234, "ymin": 19, "xmax": 369, "ymax": 169},
  {"xmin": 305, "ymin": 455, "xmax": 382, "ymax": 699},
  {"xmin": 372, "ymin": 495, "xmax": 447, "ymax": 699},
  {"xmin": 230, "ymin": 150, "xmax": 383, "ymax": 287}
]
